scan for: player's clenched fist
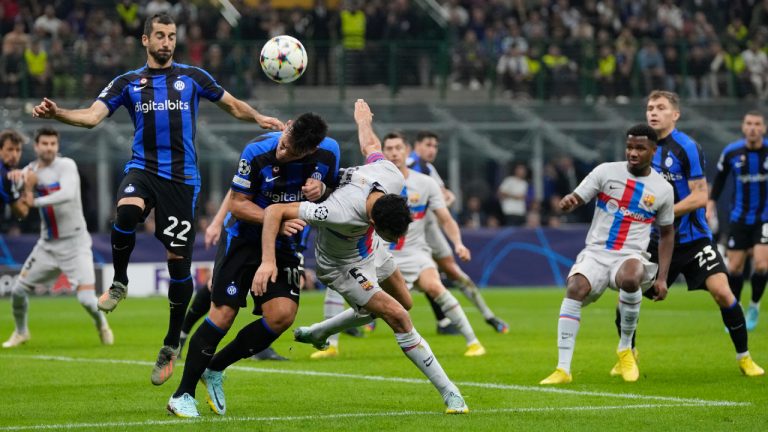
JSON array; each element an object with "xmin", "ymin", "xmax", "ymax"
[{"xmin": 559, "ymin": 193, "xmax": 581, "ymax": 212}]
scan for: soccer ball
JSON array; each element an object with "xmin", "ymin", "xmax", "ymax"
[{"xmin": 259, "ymin": 35, "xmax": 307, "ymax": 84}]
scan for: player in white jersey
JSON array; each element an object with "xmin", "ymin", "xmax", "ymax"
[
  {"xmin": 3, "ymin": 127, "xmax": 113, "ymax": 348},
  {"xmin": 253, "ymin": 99, "xmax": 469, "ymax": 414},
  {"xmin": 408, "ymin": 131, "xmax": 509, "ymax": 334},
  {"xmin": 540, "ymin": 124, "xmax": 675, "ymax": 384}
]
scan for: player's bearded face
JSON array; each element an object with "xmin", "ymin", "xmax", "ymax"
[
  {"xmin": 35, "ymin": 136, "xmax": 59, "ymax": 163},
  {"xmin": 144, "ymin": 23, "xmax": 176, "ymax": 65},
  {"xmin": 0, "ymin": 142, "xmax": 22, "ymax": 167},
  {"xmin": 742, "ymin": 115, "xmax": 766, "ymax": 142}
]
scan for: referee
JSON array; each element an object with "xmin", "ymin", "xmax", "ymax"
[
  {"xmin": 708, "ymin": 111, "xmax": 768, "ymax": 331},
  {"xmin": 32, "ymin": 13, "xmax": 284, "ymax": 385}
]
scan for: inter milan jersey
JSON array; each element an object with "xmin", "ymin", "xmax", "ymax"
[
  {"xmin": 652, "ymin": 129, "xmax": 712, "ymax": 244},
  {"xmin": 227, "ymin": 132, "xmax": 340, "ymax": 248},
  {"xmin": 711, "ymin": 139, "xmax": 768, "ymax": 225},
  {"xmin": 0, "ymin": 162, "xmax": 18, "ymax": 215},
  {"xmin": 97, "ymin": 62, "xmax": 225, "ymax": 187}
]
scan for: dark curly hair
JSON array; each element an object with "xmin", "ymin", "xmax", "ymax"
[
  {"xmin": 290, "ymin": 112, "xmax": 328, "ymax": 155},
  {"xmin": 371, "ymin": 193, "xmax": 411, "ymax": 239},
  {"xmin": 626, "ymin": 124, "xmax": 658, "ymax": 143}
]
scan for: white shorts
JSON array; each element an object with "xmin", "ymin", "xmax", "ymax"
[
  {"xmin": 317, "ymin": 257, "xmax": 382, "ymax": 313},
  {"xmin": 18, "ymin": 232, "xmax": 96, "ymax": 289},
  {"xmin": 425, "ymin": 217, "xmax": 453, "ymax": 260},
  {"xmin": 374, "ymin": 245, "xmax": 397, "ymax": 281},
  {"xmin": 392, "ymin": 246, "xmax": 437, "ymax": 289},
  {"xmin": 568, "ymin": 248, "xmax": 657, "ymax": 306}
]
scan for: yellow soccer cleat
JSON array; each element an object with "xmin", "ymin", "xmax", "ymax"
[
  {"xmin": 539, "ymin": 368, "xmax": 572, "ymax": 385},
  {"xmin": 310, "ymin": 346, "xmax": 338, "ymax": 359},
  {"xmin": 464, "ymin": 342, "xmax": 486, "ymax": 357},
  {"xmin": 617, "ymin": 348, "xmax": 639, "ymax": 382},
  {"xmin": 610, "ymin": 348, "xmax": 638, "ymax": 377},
  {"xmin": 738, "ymin": 355, "xmax": 765, "ymax": 377}
]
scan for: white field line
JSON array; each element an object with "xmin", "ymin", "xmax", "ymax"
[
  {"xmin": 1, "ymin": 354, "xmax": 750, "ymax": 408},
  {"xmin": 0, "ymin": 403, "xmax": 737, "ymax": 431}
]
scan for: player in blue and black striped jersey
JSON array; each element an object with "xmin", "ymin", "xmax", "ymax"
[
  {"xmin": 612, "ymin": 91, "xmax": 764, "ymax": 377},
  {"xmin": 708, "ymin": 111, "xmax": 768, "ymax": 331},
  {"xmin": 31, "ymin": 13, "xmax": 284, "ymax": 385},
  {"xmin": 168, "ymin": 113, "xmax": 340, "ymax": 417},
  {"xmin": 0, "ymin": 129, "xmax": 32, "ymax": 220}
]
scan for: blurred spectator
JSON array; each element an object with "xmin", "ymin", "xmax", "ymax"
[
  {"xmin": 440, "ymin": 0, "xmax": 469, "ymax": 32},
  {"xmin": 145, "ymin": 0, "xmax": 172, "ymax": 17},
  {"xmin": 497, "ymin": 162, "xmax": 530, "ymax": 226},
  {"xmin": 663, "ymin": 44, "xmax": 682, "ymax": 92},
  {"xmin": 92, "ymin": 37, "xmax": 121, "ymax": 84},
  {"xmin": 308, "ymin": 0, "xmax": 335, "ymax": 85},
  {"xmin": 726, "ymin": 16, "xmax": 748, "ymax": 46},
  {"xmin": 542, "ymin": 44, "xmax": 576, "ymax": 99},
  {"xmin": 750, "ymin": 0, "xmax": 768, "ymax": 35},
  {"xmin": 496, "ymin": 45, "xmax": 529, "ymax": 97},
  {"xmin": 224, "ymin": 44, "xmax": 253, "ymax": 97},
  {"xmin": 0, "ymin": 41, "xmax": 23, "ymax": 98},
  {"xmin": 340, "ymin": 0, "xmax": 366, "ymax": 85},
  {"xmin": 459, "ymin": 195, "xmax": 491, "ymax": 228},
  {"xmin": 184, "ymin": 24, "xmax": 206, "ymax": 67},
  {"xmin": 594, "ymin": 45, "xmax": 616, "ymax": 100},
  {"xmin": 2, "ymin": 20, "xmax": 28, "ymax": 55},
  {"xmin": 686, "ymin": 44, "xmax": 711, "ymax": 100},
  {"xmin": 204, "ymin": 43, "xmax": 226, "ymax": 79},
  {"xmin": 24, "ymin": 38, "xmax": 49, "ymax": 97},
  {"xmin": 49, "ymin": 39, "xmax": 76, "ymax": 98},
  {"xmin": 637, "ymin": 39, "xmax": 665, "ymax": 93},
  {"xmin": 33, "ymin": 4, "xmax": 62, "ymax": 40},
  {"xmin": 522, "ymin": 10, "xmax": 547, "ymax": 41},
  {"xmin": 451, "ymin": 29, "xmax": 488, "ymax": 90},
  {"xmin": 657, "ymin": 0, "xmax": 683, "ymax": 32},
  {"xmin": 116, "ymin": 0, "xmax": 141, "ymax": 38},
  {"xmin": 742, "ymin": 39, "xmax": 768, "ymax": 99}
]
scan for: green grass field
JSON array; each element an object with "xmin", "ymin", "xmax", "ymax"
[{"xmin": 0, "ymin": 287, "xmax": 766, "ymax": 431}]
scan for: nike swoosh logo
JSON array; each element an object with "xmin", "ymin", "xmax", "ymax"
[
  {"xmin": 265, "ymin": 176, "xmax": 280, "ymax": 182},
  {"xmin": 170, "ymin": 241, "xmax": 185, "ymax": 247},
  {"xmin": 133, "ymin": 85, "xmax": 146, "ymax": 91},
  {"xmin": 706, "ymin": 263, "xmax": 718, "ymax": 270},
  {"xmin": 213, "ymin": 391, "xmax": 224, "ymax": 411},
  {"xmin": 290, "ymin": 289, "xmax": 299, "ymax": 296}
]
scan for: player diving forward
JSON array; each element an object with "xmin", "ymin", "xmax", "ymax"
[
  {"xmin": 254, "ymin": 99, "xmax": 469, "ymax": 414},
  {"xmin": 541, "ymin": 124, "xmax": 675, "ymax": 384}
]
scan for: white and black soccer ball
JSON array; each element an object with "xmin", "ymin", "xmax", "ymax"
[{"xmin": 259, "ymin": 35, "xmax": 307, "ymax": 84}]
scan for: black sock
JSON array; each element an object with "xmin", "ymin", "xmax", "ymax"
[
  {"xmin": 750, "ymin": 272, "xmax": 768, "ymax": 304},
  {"xmin": 614, "ymin": 305, "xmax": 636, "ymax": 349},
  {"xmin": 164, "ymin": 259, "xmax": 194, "ymax": 347},
  {"xmin": 428, "ymin": 293, "xmax": 447, "ymax": 322},
  {"xmin": 208, "ymin": 319, "xmax": 280, "ymax": 372},
  {"xmin": 173, "ymin": 318, "xmax": 227, "ymax": 398},
  {"xmin": 721, "ymin": 300, "xmax": 749, "ymax": 354},
  {"xmin": 111, "ymin": 205, "xmax": 142, "ymax": 285},
  {"xmin": 728, "ymin": 273, "xmax": 745, "ymax": 302},
  {"xmin": 182, "ymin": 285, "xmax": 212, "ymax": 334},
  {"xmin": 111, "ymin": 225, "xmax": 135, "ymax": 286}
]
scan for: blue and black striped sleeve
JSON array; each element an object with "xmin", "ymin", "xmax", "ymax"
[
  {"xmin": 96, "ymin": 75, "xmax": 131, "ymax": 116},
  {"xmin": 682, "ymin": 140, "xmax": 706, "ymax": 180},
  {"xmin": 230, "ymin": 144, "xmax": 262, "ymax": 195},
  {"xmin": 189, "ymin": 67, "xmax": 225, "ymax": 102},
  {"xmin": 711, "ymin": 145, "xmax": 736, "ymax": 201}
]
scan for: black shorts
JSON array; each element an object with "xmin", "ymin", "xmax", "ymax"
[
  {"xmin": 648, "ymin": 237, "xmax": 726, "ymax": 293},
  {"xmin": 210, "ymin": 231, "xmax": 301, "ymax": 315},
  {"xmin": 117, "ymin": 169, "xmax": 199, "ymax": 257},
  {"xmin": 727, "ymin": 221, "xmax": 768, "ymax": 250}
]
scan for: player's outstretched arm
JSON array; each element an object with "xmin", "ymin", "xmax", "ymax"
[
  {"xmin": 673, "ymin": 178, "xmax": 708, "ymax": 217},
  {"xmin": 252, "ymin": 202, "xmax": 302, "ymax": 296},
  {"xmin": 653, "ymin": 223, "xmax": 675, "ymax": 301},
  {"xmin": 32, "ymin": 98, "xmax": 109, "ymax": 129},
  {"xmin": 558, "ymin": 193, "xmax": 585, "ymax": 213},
  {"xmin": 215, "ymin": 92, "xmax": 285, "ymax": 130},
  {"xmin": 434, "ymin": 207, "xmax": 471, "ymax": 261},
  {"xmin": 354, "ymin": 99, "xmax": 381, "ymax": 158}
]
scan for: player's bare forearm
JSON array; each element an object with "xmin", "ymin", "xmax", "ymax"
[
  {"xmin": 260, "ymin": 203, "xmax": 301, "ymax": 263},
  {"xmin": 229, "ymin": 191, "xmax": 266, "ymax": 225},
  {"xmin": 354, "ymin": 99, "xmax": 381, "ymax": 157},
  {"xmin": 213, "ymin": 190, "xmax": 231, "ymax": 226},
  {"xmin": 33, "ymin": 99, "xmax": 108, "ymax": 128},
  {"xmin": 673, "ymin": 179, "xmax": 708, "ymax": 217},
  {"xmin": 436, "ymin": 208, "xmax": 463, "ymax": 248},
  {"xmin": 656, "ymin": 224, "xmax": 675, "ymax": 289},
  {"xmin": 559, "ymin": 193, "xmax": 584, "ymax": 213},
  {"xmin": 10, "ymin": 200, "xmax": 30, "ymax": 219},
  {"xmin": 216, "ymin": 93, "xmax": 284, "ymax": 130}
]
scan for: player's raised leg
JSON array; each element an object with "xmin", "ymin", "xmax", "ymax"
[
  {"xmin": 747, "ymin": 244, "xmax": 768, "ymax": 330},
  {"xmin": 99, "ymin": 200, "xmax": 143, "ymax": 311}
]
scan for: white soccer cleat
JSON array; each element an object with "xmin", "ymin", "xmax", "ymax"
[
  {"xmin": 167, "ymin": 393, "xmax": 200, "ymax": 418},
  {"xmin": 444, "ymin": 392, "xmax": 469, "ymax": 414},
  {"xmin": 2, "ymin": 330, "xmax": 30, "ymax": 348}
]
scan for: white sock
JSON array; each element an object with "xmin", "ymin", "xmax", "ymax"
[
  {"xmin": 434, "ymin": 291, "xmax": 477, "ymax": 345},
  {"xmin": 322, "ymin": 289, "xmax": 346, "ymax": 348},
  {"xmin": 557, "ymin": 298, "xmax": 582, "ymax": 374},
  {"xmin": 737, "ymin": 351, "xmax": 750, "ymax": 360},
  {"xmin": 77, "ymin": 289, "xmax": 107, "ymax": 328},
  {"xmin": 454, "ymin": 271, "xmax": 495, "ymax": 320},
  {"xmin": 11, "ymin": 281, "xmax": 29, "ymax": 334},
  {"xmin": 310, "ymin": 307, "xmax": 373, "ymax": 341},
  {"xmin": 395, "ymin": 327, "xmax": 459, "ymax": 400},
  {"xmin": 750, "ymin": 301, "xmax": 760, "ymax": 310},
  {"xmin": 437, "ymin": 317, "xmax": 451, "ymax": 327},
  {"xmin": 618, "ymin": 289, "xmax": 642, "ymax": 350}
]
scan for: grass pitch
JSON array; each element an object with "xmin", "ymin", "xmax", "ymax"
[{"xmin": 0, "ymin": 287, "xmax": 766, "ymax": 431}]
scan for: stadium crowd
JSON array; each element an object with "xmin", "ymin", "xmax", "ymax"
[{"xmin": 2, "ymin": 1, "xmax": 768, "ymax": 100}]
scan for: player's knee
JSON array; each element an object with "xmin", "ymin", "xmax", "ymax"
[
  {"xmin": 264, "ymin": 311, "xmax": 295, "ymax": 334},
  {"xmin": 11, "ymin": 280, "xmax": 30, "ymax": 298},
  {"xmin": 208, "ymin": 305, "xmax": 237, "ymax": 330},
  {"xmin": 384, "ymin": 305, "xmax": 411, "ymax": 333},
  {"xmin": 618, "ymin": 276, "xmax": 642, "ymax": 292},
  {"xmin": 565, "ymin": 276, "xmax": 590, "ymax": 300},
  {"xmin": 753, "ymin": 266, "xmax": 768, "ymax": 275},
  {"xmin": 114, "ymin": 204, "xmax": 143, "ymax": 232}
]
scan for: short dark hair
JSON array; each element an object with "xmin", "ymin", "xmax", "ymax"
[
  {"xmin": 648, "ymin": 90, "xmax": 680, "ymax": 111},
  {"xmin": 371, "ymin": 194, "xmax": 411, "ymax": 238},
  {"xmin": 382, "ymin": 131, "xmax": 407, "ymax": 146},
  {"xmin": 626, "ymin": 124, "xmax": 657, "ymax": 143},
  {"xmin": 290, "ymin": 112, "xmax": 328, "ymax": 154},
  {"xmin": 415, "ymin": 130, "xmax": 438, "ymax": 143},
  {"xmin": 144, "ymin": 13, "xmax": 175, "ymax": 37},
  {"xmin": 745, "ymin": 110, "xmax": 764, "ymax": 119},
  {"xmin": 0, "ymin": 129, "xmax": 23, "ymax": 149},
  {"xmin": 34, "ymin": 127, "xmax": 59, "ymax": 143}
]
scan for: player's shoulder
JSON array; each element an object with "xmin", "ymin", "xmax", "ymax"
[
  {"xmin": 722, "ymin": 139, "xmax": 746, "ymax": 155},
  {"xmin": 318, "ymin": 136, "xmax": 340, "ymax": 153},
  {"xmin": 669, "ymin": 129, "xmax": 701, "ymax": 152},
  {"xmin": 174, "ymin": 63, "xmax": 216, "ymax": 80},
  {"xmin": 55, "ymin": 156, "xmax": 77, "ymax": 167},
  {"xmin": 243, "ymin": 132, "xmax": 280, "ymax": 157},
  {"xmin": 647, "ymin": 169, "xmax": 674, "ymax": 192}
]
